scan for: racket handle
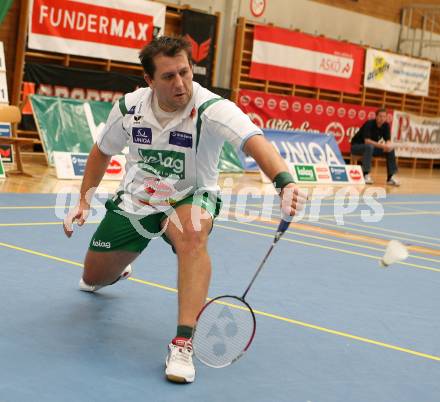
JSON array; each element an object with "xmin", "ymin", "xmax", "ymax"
[{"xmin": 274, "ymin": 217, "xmax": 291, "ymax": 242}]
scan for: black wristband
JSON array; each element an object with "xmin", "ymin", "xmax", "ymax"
[{"xmin": 273, "ymin": 171, "xmax": 294, "ymax": 193}]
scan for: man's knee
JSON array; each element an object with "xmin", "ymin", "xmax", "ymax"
[
  {"xmin": 171, "ymin": 221, "xmax": 210, "ymax": 254},
  {"xmin": 364, "ymin": 143, "xmax": 375, "ymax": 154}
]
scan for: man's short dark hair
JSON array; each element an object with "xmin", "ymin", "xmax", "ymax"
[
  {"xmin": 139, "ymin": 36, "xmax": 192, "ymax": 78},
  {"xmin": 375, "ymin": 108, "xmax": 387, "ymax": 115}
]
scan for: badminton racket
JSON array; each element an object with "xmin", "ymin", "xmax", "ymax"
[{"xmin": 192, "ymin": 218, "xmax": 292, "ymax": 368}]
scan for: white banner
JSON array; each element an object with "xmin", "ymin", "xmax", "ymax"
[
  {"xmin": 53, "ymin": 151, "xmax": 126, "ymax": 180},
  {"xmin": 0, "ymin": 42, "xmax": 8, "ymax": 104},
  {"xmin": 288, "ymin": 163, "xmax": 364, "ymax": 184},
  {"xmin": 28, "ymin": 0, "xmax": 165, "ymax": 63},
  {"xmin": 0, "ymin": 42, "xmax": 5, "ymax": 72},
  {"xmin": 364, "ymin": 49, "xmax": 431, "ymax": 96},
  {"xmin": 391, "ymin": 111, "xmax": 440, "ymax": 159}
]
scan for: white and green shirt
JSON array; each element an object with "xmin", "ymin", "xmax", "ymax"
[{"xmin": 97, "ymin": 82, "xmax": 262, "ymax": 214}]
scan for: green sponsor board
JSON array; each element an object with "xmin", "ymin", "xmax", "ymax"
[
  {"xmin": 30, "ymin": 95, "xmax": 112, "ymax": 165},
  {"xmin": 218, "ymin": 141, "xmax": 243, "ymax": 172},
  {"xmin": 0, "ymin": 154, "xmax": 5, "ymax": 178},
  {"xmin": 294, "ymin": 164, "xmax": 316, "ymax": 182},
  {"xmin": 138, "ymin": 149, "xmax": 185, "ymax": 179},
  {"xmin": 30, "ymin": 94, "xmax": 242, "ymax": 171}
]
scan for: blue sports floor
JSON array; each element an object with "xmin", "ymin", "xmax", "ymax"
[{"xmin": 0, "ymin": 192, "xmax": 439, "ymax": 402}]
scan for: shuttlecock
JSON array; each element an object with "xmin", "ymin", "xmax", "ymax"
[{"xmin": 380, "ymin": 240, "xmax": 409, "ymax": 267}]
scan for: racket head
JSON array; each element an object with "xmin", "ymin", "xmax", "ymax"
[{"xmin": 192, "ymin": 295, "xmax": 256, "ymax": 368}]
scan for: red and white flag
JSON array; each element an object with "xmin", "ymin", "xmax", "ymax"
[{"xmin": 250, "ymin": 25, "xmax": 364, "ymax": 94}]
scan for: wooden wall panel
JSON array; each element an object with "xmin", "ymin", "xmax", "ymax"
[{"xmin": 311, "ymin": 0, "xmax": 440, "ymax": 31}]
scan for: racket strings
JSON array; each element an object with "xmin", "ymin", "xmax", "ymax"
[{"xmin": 192, "ymin": 297, "xmax": 255, "ymax": 368}]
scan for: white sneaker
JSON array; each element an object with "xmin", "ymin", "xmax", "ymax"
[
  {"xmin": 364, "ymin": 174, "xmax": 374, "ymax": 184},
  {"xmin": 79, "ymin": 264, "xmax": 132, "ymax": 292},
  {"xmin": 387, "ymin": 175, "xmax": 400, "ymax": 186},
  {"xmin": 165, "ymin": 337, "xmax": 195, "ymax": 383}
]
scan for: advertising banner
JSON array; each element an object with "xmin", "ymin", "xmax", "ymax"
[
  {"xmin": 391, "ymin": 111, "xmax": 440, "ymax": 159},
  {"xmin": 250, "ymin": 25, "xmax": 364, "ymax": 93},
  {"xmin": 290, "ymin": 163, "xmax": 364, "ymax": 184},
  {"xmin": 364, "ymin": 49, "xmax": 431, "ymax": 96},
  {"xmin": 30, "ymin": 94, "xmax": 112, "ymax": 164},
  {"xmin": 181, "ymin": 10, "xmax": 217, "ymax": 88},
  {"xmin": 23, "ymin": 62, "xmax": 145, "ymax": 104},
  {"xmin": 21, "ymin": 62, "xmax": 145, "ymax": 129},
  {"xmin": 53, "ymin": 151, "xmax": 125, "ymax": 180},
  {"xmin": 242, "ymin": 129, "xmax": 345, "ymax": 171},
  {"xmin": 238, "ymin": 89, "xmax": 386, "ymax": 154},
  {"xmin": 28, "ymin": 0, "xmax": 165, "ymax": 63},
  {"xmin": 0, "ymin": 123, "xmax": 12, "ymax": 163}
]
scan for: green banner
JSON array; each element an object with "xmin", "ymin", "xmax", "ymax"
[
  {"xmin": 30, "ymin": 95, "xmax": 112, "ymax": 165},
  {"xmin": 294, "ymin": 165, "xmax": 316, "ymax": 182},
  {"xmin": 0, "ymin": 155, "xmax": 5, "ymax": 178},
  {"xmin": 218, "ymin": 141, "xmax": 243, "ymax": 172},
  {"xmin": 30, "ymin": 94, "xmax": 243, "ymax": 171},
  {"xmin": 0, "ymin": 0, "xmax": 13, "ymax": 26}
]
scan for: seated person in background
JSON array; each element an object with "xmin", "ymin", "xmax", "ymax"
[{"xmin": 350, "ymin": 108, "xmax": 400, "ymax": 186}]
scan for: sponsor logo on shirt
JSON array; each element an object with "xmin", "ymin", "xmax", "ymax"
[
  {"xmin": 132, "ymin": 127, "xmax": 152, "ymax": 144},
  {"xmin": 138, "ymin": 149, "xmax": 185, "ymax": 179},
  {"xmin": 127, "ymin": 106, "xmax": 136, "ymax": 115},
  {"xmin": 92, "ymin": 239, "xmax": 111, "ymax": 249},
  {"xmin": 169, "ymin": 131, "xmax": 192, "ymax": 148},
  {"xmin": 133, "ymin": 115, "xmax": 143, "ymax": 122}
]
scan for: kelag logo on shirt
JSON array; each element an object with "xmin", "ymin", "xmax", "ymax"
[
  {"xmin": 138, "ymin": 149, "xmax": 185, "ymax": 179},
  {"xmin": 169, "ymin": 131, "xmax": 192, "ymax": 148},
  {"xmin": 132, "ymin": 127, "xmax": 152, "ymax": 144}
]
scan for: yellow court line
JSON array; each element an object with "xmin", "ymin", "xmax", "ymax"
[
  {"xmin": 229, "ymin": 220, "xmax": 440, "ymax": 264},
  {"xmin": 0, "ymin": 240, "xmax": 439, "ymax": 363},
  {"xmin": 215, "ymin": 224, "xmax": 440, "ymax": 273},
  {"xmin": 233, "ymin": 201, "xmax": 440, "ymax": 207},
  {"xmin": 228, "ymin": 206, "xmax": 440, "ymax": 243},
  {"xmin": 0, "ymin": 241, "xmax": 84, "ymax": 267},
  {"xmin": 1, "ymin": 203, "xmax": 438, "ymax": 242},
  {"xmin": 197, "ymin": 298, "xmax": 440, "ymax": 361},
  {"xmin": 1, "ymin": 200, "xmax": 439, "ymax": 210},
  {"xmin": 2, "ymin": 218, "xmax": 439, "ymax": 263},
  {"xmin": 317, "ymin": 217, "xmax": 440, "ymax": 246},
  {"xmin": 302, "ymin": 211, "xmax": 440, "ymax": 223},
  {"xmin": 0, "ymin": 222, "xmax": 63, "ymax": 227},
  {"xmin": 227, "ymin": 211, "xmax": 440, "ymax": 257},
  {"xmin": 251, "ymin": 307, "xmax": 440, "ymax": 362},
  {"xmin": 0, "ymin": 205, "xmax": 105, "ymax": 210},
  {"xmin": 0, "ymin": 221, "xmax": 100, "ymax": 227}
]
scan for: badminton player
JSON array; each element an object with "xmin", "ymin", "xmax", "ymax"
[{"xmin": 63, "ymin": 36, "xmax": 307, "ymax": 383}]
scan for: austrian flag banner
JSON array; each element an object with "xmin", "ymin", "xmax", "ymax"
[
  {"xmin": 250, "ymin": 25, "xmax": 364, "ymax": 94},
  {"xmin": 28, "ymin": 0, "xmax": 165, "ymax": 63}
]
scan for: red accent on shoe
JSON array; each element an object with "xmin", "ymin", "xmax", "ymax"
[{"xmin": 172, "ymin": 337, "xmax": 192, "ymax": 349}]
